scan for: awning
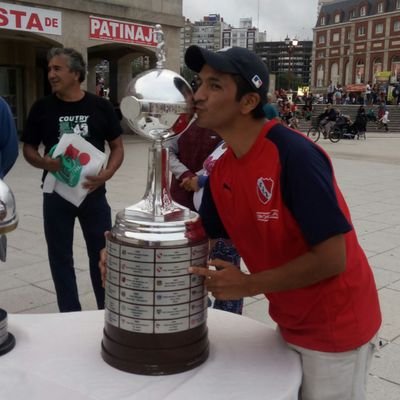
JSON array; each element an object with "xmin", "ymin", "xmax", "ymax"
[{"xmin": 345, "ymin": 84, "xmax": 366, "ymax": 92}]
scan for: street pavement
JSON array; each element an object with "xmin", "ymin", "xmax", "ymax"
[{"xmin": 1, "ymin": 132, "xmax": 400, "ymax": 399}]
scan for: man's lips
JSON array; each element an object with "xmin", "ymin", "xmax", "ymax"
[{"xmin": 194, "ymin": 106, "xmax": 205, "ymax": 113}]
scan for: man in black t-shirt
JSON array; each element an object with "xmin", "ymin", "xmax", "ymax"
[{"xmin": 21, "ymin": 48, "xmax": 124, "ymax": 312}]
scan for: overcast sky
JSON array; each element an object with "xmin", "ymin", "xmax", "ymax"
[{"xmin": 182, "ymin": 0, "xmax": 319, "ymax": 41}]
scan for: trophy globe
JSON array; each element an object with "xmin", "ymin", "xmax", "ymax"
[{"xmin": 101, "ymin": 25, "xmax": 209, "ymax": 375}]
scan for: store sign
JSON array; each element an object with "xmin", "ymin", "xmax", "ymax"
[
  {"xmin": 375, "ymin": 71, "xmax": 392, "ymax": 78},
  {"xmin": 0, "ymin": 2, "xmax": 61, "ymax": 35},
  {"xmin": 89, "ymin": 16, "xmax": 157, "ymax": 47}
]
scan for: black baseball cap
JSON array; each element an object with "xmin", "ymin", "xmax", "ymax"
[{"xmin": 185, "ymin": 45, "xmax": 269, "ymax": 98}]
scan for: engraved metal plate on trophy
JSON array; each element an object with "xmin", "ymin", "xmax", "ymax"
[{"xmin": 101, "ymin": 25, "xmax": 209, "ymax": 375}]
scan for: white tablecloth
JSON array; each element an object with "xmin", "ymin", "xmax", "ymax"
[{"xmin": 0, "ymin": 309, "xmax": 301, "ymax": 400}]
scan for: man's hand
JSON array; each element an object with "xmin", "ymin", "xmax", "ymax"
[
  {"xmin": 43, "ymin": 154, "xmax": 61, "ymax": 172},
  {"xmin": 189, "ymin": 259, "xmax": 249, "ymax": 300},
  {"xmin": 99, "ymin": 247, "xmax": 107, "ymax": 288},
  {"xmin": 179, "ymin": 176, "xmax": 192, "ymax": 190},
  {"xmin": 83, "ymin": 168, "xmax": 112, "ymax": 192},
  {"xmin": 181, "ymin": 176, "xmax": 200, "ymax": 192},
  {"xmin": 98, "ymin": 231, "xmax": 110, "ymax": 288}
]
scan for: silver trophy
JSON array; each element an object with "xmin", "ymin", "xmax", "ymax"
[
  {"xmin": 0, "ymin": 179, "xmax": 18, "ymax": 357},
  {"xmin": 101, "ymin": 25, "xmax": 209, "ymax": 375}
]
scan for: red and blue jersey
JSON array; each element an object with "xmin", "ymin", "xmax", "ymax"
[{"xmin": 200, "ymin": 119, "xmax": 381, "ymax": 352}]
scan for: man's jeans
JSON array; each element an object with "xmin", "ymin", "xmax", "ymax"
[{"xmin": 43, "ymin": 190, "xmax": 111, "ymax": 312}]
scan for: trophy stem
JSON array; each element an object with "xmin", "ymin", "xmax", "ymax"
[{"xmin": 125, "ymin": 139, "xmax": 188, "ymax": 222}]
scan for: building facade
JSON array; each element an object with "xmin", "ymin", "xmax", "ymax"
[
  {"xmin": 180, "ymin": 14, "xmax": 228, "ymax": 67},
  {"xmin": 222, "ymin": 18, "xmax": 265, "ymax": 50},
  {"xmin": 180, "ymin": 15, "xmax": 265, "ymax": 69},
  {"xmin": 0, "ymin": 0, "xmax": 184, "ymax": 132},
  {"xmin": 312, "ymin": 0, "xmax": 400, "ymax": 93},
  {"xmin": 255, "ymin": 40, "xmax": 313, "ymax": 90}
]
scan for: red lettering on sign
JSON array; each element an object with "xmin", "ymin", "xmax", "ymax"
[
  {"xmin": 9, "ymin": 10, "xmax": 26, "ymax": 28},
  {"xmin": 89, "ymin": 16, "xmax": 157, "ymax": 47},
  {"xmin": 26, "ymin": 13, "xmax": 43, "ymax": 31},
  {"xmin": 0, "ymin": 5, "xmax": 61, "ymax": 34},
  {"xmin": 44, "ymin": 17, "xmax": 58, "ymax": 27},
  {"xmin": 0, "ymin": 8, "xmax": 8, "ymax": 27}
]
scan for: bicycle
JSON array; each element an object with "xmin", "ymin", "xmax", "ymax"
[
  {"xmin": 288, "ymin": 116, "xmax": 299, "ymax": 130},
  {"xmin": 307, "ymin": 123, "xmax": 337, "ymax": 143}
]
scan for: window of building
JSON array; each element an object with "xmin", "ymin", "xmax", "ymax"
[
  {"xmin": 317, "ymin": 64, "xmax": 324, "ymax": 87},
  {"xmin": 375, "ymin": 23, "xmax": 384, "ymax": 34},
  {"xmin": 330, "ymin": 63, "xmax": 339, "ymax": 85},
  {"xmin": 377, "ymin": 2, "xmax": 384, "ymax": 13},
  {"xmin": 318, "ymin": 35, "xmax": 326, "ymax": 44},
  {"xmin": 355, "ymin": 60, "xmax": 365, "ymax": 83},
  {"xmin": 332, "ymin": 32, "xmax": 340, "ymax": 42},
  {"xmin": 373, "ymin": 59, "xmax": 382, "ymax": 77},
  {"xmin": 391, "ymin": 56, "xmax": 400, "ymax": 81},
  {"xmin": 334, "ymin": 13, "xmax": 341, "ymax": 23},
  {"xmin": 344, "ymin": 62, "xmax": 350, "ymax": 84},
  {"xmin": 320, "ymin": 16, "xmax": 326, "ymax": 25},
  {"xmin": 350, "ymin": 9, "xmax": 357, "ymax": 19},
  {"xmin": 394, "ymin": 20, "xmax": 400, "ymax": 32},
  {"xmin": 397, "ymin": 0, "xmax": 400, "ymax": 9},
  {"xmin": 360, "ymin": 6, "xmax": 366, "ymax": 17},
  {"xmin": 357, "ymin": 26, "xmax": 366, "ymax": 36}
]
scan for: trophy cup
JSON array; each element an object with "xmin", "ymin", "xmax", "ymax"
[
  {"xmin": 101, "ymin": 25, "xmax": 209, "ymax": 375},
  {"xmin": 0, "ymin": 179, "xmax": 18, "ymax": 356}
]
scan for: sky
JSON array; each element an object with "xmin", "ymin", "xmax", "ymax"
[{"xmin": 182, "ymin": 0, "xmax": 319, "ymax": 41}]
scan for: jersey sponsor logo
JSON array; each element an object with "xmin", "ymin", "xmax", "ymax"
[
  {"xmin": 256, "ymin": 177, "xmax": 274, "ymax": 204},
  {"xmin": 256, "ymin": 209, "xmax": 279, "ymax": 222}
]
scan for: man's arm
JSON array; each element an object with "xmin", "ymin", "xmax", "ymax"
[
  {"xmin": 189, "ymin": 234, "xmax": 346, "ymax": 300},
  {"xmin": 83, "ymin": 136, "xmax": 124, "ymax": 192},
  {"xmin": 166, "ymin": 135, "xmax": 194, "ymax": 180},
  {"xmin": 23, "ymin": 143, "xmax": 60, "ymax": 172},
  {"xmin": 0, "ymin": 98, "xmax": 19, "ymax": 177}
]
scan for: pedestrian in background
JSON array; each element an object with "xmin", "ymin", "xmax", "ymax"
[
  {"xmin": 326, "ymin": 80, "xmax": 336, "ymax": 104},
  {"xmin": 0, "ymin": 97, "xmax": 18, "ymax": 178},
  {"xmin": 263, "ymin": 92, "xmax": 279, "ymax": 120},
  {"xmin": 0, "ymin": 96, "xmax": 19, "ymax": 261},
  {"xmin": 167, "ymin": 123, "xmax": 221, "ymax": 211},
  {"xmin": 379, "ymin": 110, "xmax": 390, "ymax": 132},
  {"xmin": 167, "ymin": 78, "xmax": 243, "ymax": 314},
  {"xmin": 365, "ymin": 81, "xmax": 372, "ymax": 105},
  {"xmin": 21, "ymin": 47, "xmax": 124, "ymax": 312},
  {"xmin": 181, "ymin": 140, "xmax": 243, "ymax": 314}
]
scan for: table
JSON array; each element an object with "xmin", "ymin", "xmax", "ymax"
[{"xmin": 0, "ymin": 309, "xmax": 301, "ymax": 400}]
